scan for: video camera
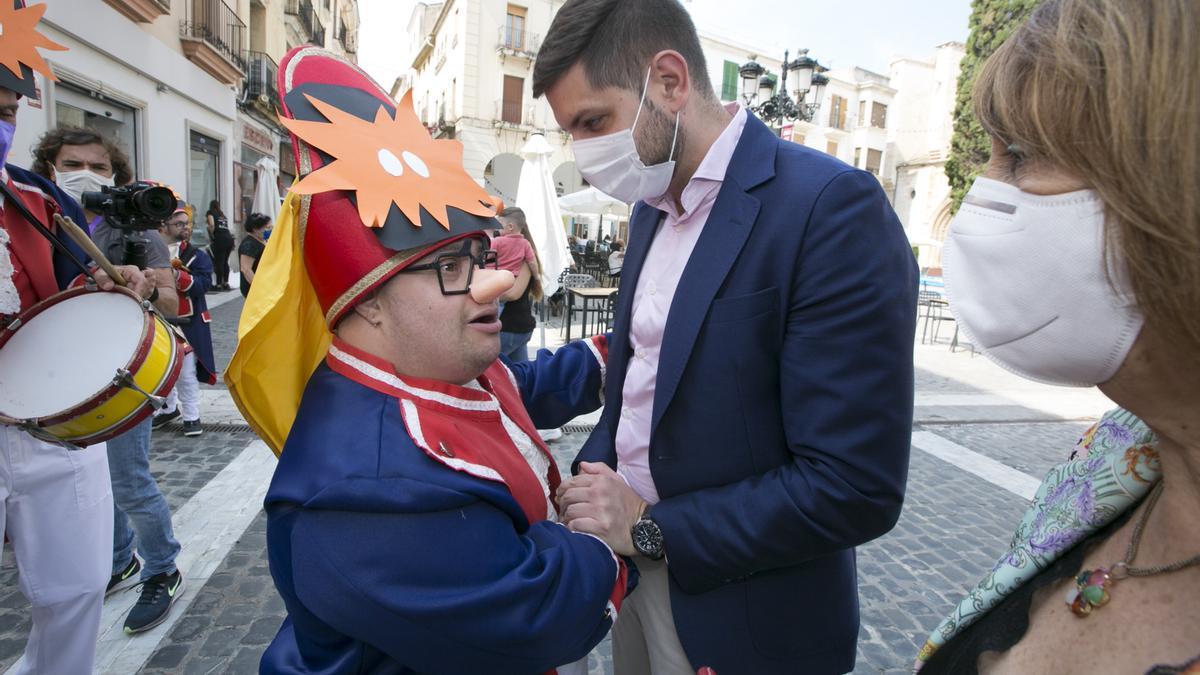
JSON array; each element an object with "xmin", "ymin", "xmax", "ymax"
[
  {"xmin": 80, "ymin": 182, "xmax": 177, "ymax": 270},
  {"xmin": 81, "ymin": 182, "xmax": 177, "ymax": 231}
]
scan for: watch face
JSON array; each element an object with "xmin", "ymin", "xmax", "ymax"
[{"xmin": 633, "ymin": 518, "xmax": 664, "ymax": 559}]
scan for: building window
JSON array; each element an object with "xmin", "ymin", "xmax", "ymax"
[
  {"xmin": 188, "ymin": 130, "xmax": 221, "ymax": 245},
  {"xmin": 866, "ymin": 148, "xmax": 883, "ymax": 174},
  {"xmin": 502, "ymin": 75, "xmax": 523, "ymax": 124},
  {"xmin": 871, "ymin": 101, "xmax": 888, "ymax": 129},
  {"xmin": 829, "ymin": 95, "xmax": 848, "ymax": 130},
  {"xmin": 854, "ymin": 147, "xmax": 862, "ymax": 168},
  {"xmin": 55, "ymin": 84, "xmax": 140, "ymax": 178},
  {"xmin": 826, "ymin": 140, "xmax": 838, "ymax": 157},
  {"xmin": 721, "ymin": 60, "xmax": 739, "ymax": 101},
  {"xmin": 858, "ymin": 100, "xmax": 866, "ymax": 127},
  {"xmin": 505, "ymin": 4, "xmax": 527, "ymax": 50}
]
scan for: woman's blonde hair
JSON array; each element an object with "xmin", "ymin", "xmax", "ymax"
[{"xmin": 973, "ymin": 0, "xmax": 1200, "ymax": 349}]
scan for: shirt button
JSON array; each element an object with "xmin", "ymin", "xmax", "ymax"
[
  {"xmin": 622, "ymin": 407, "xmax": 630, "ymax": 418},
  {"xmin": 647, "ymin": 282, "xmax": 657, "ymax": 296},
  {"xmin": 636, "ymin": 348, "xmax": 646, "ymax": 359}
]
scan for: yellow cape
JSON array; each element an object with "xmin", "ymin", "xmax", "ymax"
[{"xmin": 224, "ymin": 192, "xmax": 331, "ymax": 456}]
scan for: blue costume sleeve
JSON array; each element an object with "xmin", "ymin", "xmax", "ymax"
[
  {"xmin": 504, "ymin": 335, "xmax": 608, "ymax": 431},
  {"xmin": 289, "ymin": 490, "xmax": 625, "ymax": 674}
]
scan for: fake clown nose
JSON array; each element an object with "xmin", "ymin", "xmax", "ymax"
[{"xmin": 469, "ymin": 268, "xmax": 515, "ymax": 304}]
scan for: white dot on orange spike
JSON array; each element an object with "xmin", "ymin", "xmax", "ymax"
[
  {"xmin": 378, "ymin": 148, "xmax": 404, "ymax": 177},
  {"xmin": 402, "ymin": 151, "xmax": 430, "ymax": 178}
]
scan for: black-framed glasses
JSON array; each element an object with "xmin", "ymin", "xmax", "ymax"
[{"xmin": 400, "ymin": 247, "xmax": 500, "ymax": 295}]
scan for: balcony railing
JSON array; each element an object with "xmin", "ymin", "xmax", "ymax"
[
  {"xmin": 180, "ymin": 0, "xmax": 247, "ymax": 84},
  {"xmin": 497, "ymin": 26, "xmax": 540, "ymax": 56},
  {"xmin": 243, "ymin": 51, "xmax": 280, "ymax": 110}
]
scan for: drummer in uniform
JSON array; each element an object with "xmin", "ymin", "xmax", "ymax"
[{"xmin": 0, "ymin": 3, "xmax": 155, "ymax": 673}]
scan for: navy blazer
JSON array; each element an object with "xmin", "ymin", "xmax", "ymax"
[{"xmin": 576, "ymin": 114, "xmax": 918, "ymax": 673}]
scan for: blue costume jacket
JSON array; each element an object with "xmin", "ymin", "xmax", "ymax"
[
  {"xmin": 576, "ymin": 113, "xmax": 919, "ymax": 673},
  {"xmin": 174, "ymin": 241, "xmax": 216, "ymax": 384},
  {"xmin": 261, "ymin": 336, "xmax": 631, "ymax": 674},
  {"xmin": 5, "ymin": 164, "xmax": 91, "ymax": 289}
]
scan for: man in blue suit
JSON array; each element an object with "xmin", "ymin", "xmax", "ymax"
[{"xmin": 536, "ymin": 1, "xmax": 918, "ymax": 672}]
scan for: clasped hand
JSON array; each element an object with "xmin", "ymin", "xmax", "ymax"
[{"xmin": 556, "ymin": 462, "xmax": 646, "ymax": 557}]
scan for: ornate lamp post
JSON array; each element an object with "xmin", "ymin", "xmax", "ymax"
[{"xmin": 740, "ymin": 49, "xmax": 829, "ymax": 126}]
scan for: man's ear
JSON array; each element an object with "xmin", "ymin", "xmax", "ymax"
[
  {"xmin": 46, "ymin": 165, "xmax": 56, "ymax": 183},
  {"xmin": 650, "ymin": 50, "xmax": 691, "ymax": 114},
  {"xmin": 352, "ymin": 292, "xmax": 384, "ymax": 328}
]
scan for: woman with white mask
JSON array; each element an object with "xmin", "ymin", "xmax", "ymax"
[{"xmin": 916, "ymin": 1, "xmax": 1200, "ymax": 673}]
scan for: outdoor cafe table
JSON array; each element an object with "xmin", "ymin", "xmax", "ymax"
[{"xmin": 565, "ymin": 287, "xmax": 619, "ymax": 342}]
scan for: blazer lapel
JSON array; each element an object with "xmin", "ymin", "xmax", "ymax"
[{"xmin": 650, "ymin": 114, "xmax": 777, "ymax": 439}]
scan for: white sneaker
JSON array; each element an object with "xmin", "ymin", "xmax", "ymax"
[{"xmin": 537, "ymin": 428, "xmax": 563, "ymax": 442}]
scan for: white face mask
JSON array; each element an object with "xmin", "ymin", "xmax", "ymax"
[
  {"xmin": 944, "ymin": 177, "xmax": 1144, "ymax": 387},
  {"xmin": 572, "ymin": 67, "xmax": 680, "ymax": 204},
  {"xmin": 56, "ymin": 169, "xmax": 115, "ymax": 205}
]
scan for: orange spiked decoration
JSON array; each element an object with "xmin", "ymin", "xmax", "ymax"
[
  {"xmin": 280, "ymin": 91, "xmax": 494, "ymax": 231},
  {"xmin": 0, "ymin": 2, "xmax": 67, "ymax": 99}
]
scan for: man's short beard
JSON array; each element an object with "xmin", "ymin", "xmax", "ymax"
[{"xmin": 636, "ymin": 98, "xmax": 683, "ymax": 167}]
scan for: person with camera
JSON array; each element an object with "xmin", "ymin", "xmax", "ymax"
[
  {"xmin": 206, "ymin": 200, "xmax": 234, "ymax": 291},
  {"xmin": 32, "ymin": 126, "xmax": 131, "ymax": 232},
  {"xmin": 0, "ymin": 8, "xmax": 157, "ymax": 672},
  {"xmin": 153, "ymin": 201, "xmax": 216, "ymax": 437},
  {"xmin": 30, "ymin": 129, "xmax": 186, "ymax": 633}
]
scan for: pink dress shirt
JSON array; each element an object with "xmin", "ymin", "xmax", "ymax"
[{"xmin": 615, "ymin": 104, "xmax": 748, "ymax": 504}]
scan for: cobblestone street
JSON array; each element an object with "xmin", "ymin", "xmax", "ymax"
[{"xmin": 0, "ymin": 292, "xmax": 1116, "ymax": 674}]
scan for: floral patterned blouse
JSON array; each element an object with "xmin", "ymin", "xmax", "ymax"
[{"xmin": 914, "ymin": 408, "xmax": 1162, "ymax": 672}]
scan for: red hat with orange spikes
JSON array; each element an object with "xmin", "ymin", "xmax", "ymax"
[{"xmin": 277, "ymin": 46, "xmax": 499, "ymax": 327}]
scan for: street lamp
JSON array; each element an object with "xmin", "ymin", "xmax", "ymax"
[{"xmin": 740, "ymin": 49, "xmax": 828, "ymax": 126}]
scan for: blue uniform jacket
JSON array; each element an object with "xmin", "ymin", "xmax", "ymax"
[
  {"xmin": 261, "ymin": 336, "xmax": 631, "ymax": 674},
  {"xmin": 576, "ymin": 113, "xmax": 919, "ymax": 673},
  {"xmin": 177, "ymin": 242, "xmax": 217, "ymax": 383}
]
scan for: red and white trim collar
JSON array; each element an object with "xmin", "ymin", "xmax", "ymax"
[{"xmin": 327, "ymin": 338, "xmax": 498, "ymax": 412}]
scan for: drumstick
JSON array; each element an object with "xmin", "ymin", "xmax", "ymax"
[{"xmin": 53, "ymin": 214, "xmax": 127, "ymax": 287}]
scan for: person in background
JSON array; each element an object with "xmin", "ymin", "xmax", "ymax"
[
  {"xmin": 493, "ymin": 206, "xmax": 539, "ymax": 281},
  {"xmin": 496, "ymin": 207, "xmax": 544, "ymax": 362},
  {"xmin": 0, "ymin": 7, "xmax": 153, "ymax": 670},
  {"xmin": 915, "ymin": 1, "xmax": 1200, "ymax": 672},
  {"xmin": 607, "ymin": 238, "xmax": 625, "ymax": 280},
  {"xmin": 536, "ymin": 1, "xmax": 918, "ymax": 672},
  {"xmin": 239, "ymin": 212, "xmax": 271, "ymax": 297},
  {"xmin": 31, "ymin": 126, "xmax": 132, "ymax": 235},
  {"xmin": 153, "ymin": 201, "xmax": 216, "ymax": 437},
  {"xmin": 206, "ymin": 200, "xmax": 234, "ymax": 291}
]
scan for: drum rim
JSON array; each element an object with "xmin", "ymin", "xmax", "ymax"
[
  {"xmin": 63, "ymin": 332, "xmax": 184, "ymax": 447},
  {"xmin": 0, "ymin": 286, "xmax": 156, "ymax": 424}
]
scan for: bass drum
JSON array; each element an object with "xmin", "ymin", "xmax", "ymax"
[{"xmin": 0, "ymin": 286, "xmax": 185, "ymax": 446}]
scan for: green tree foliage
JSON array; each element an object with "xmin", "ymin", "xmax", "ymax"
[{"xmin": 945, "ymin": 0, "xmax": 1039, "ymax": 211}]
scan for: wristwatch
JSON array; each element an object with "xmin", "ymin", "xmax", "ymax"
[{"xmin": 631, "ymin": 509, "xmax": 665, "ymax": 560}]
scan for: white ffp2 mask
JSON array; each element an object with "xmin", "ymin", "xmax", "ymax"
[
  {"xmin": 944, "ymin": 177, "xmax": 1144, "ymax": 387},
  {"xmin": 571, "ymin": 68, "xmax": 679, "ymax": 204},
  {"xmin": 56, "ymin": 169, "xmax": 115, "ymax": 205}
]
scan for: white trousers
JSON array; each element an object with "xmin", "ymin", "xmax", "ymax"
[
  {"xmin": 0, "ymin": 425, "xmax": 113, "ymax": 675},
  {"xmin": 162, "ymin": 351, "xmax": 200, "ymax": 422},
  {"xmin": 612, "ymin": 555, "xmax": 694, "ymax": 675}
]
